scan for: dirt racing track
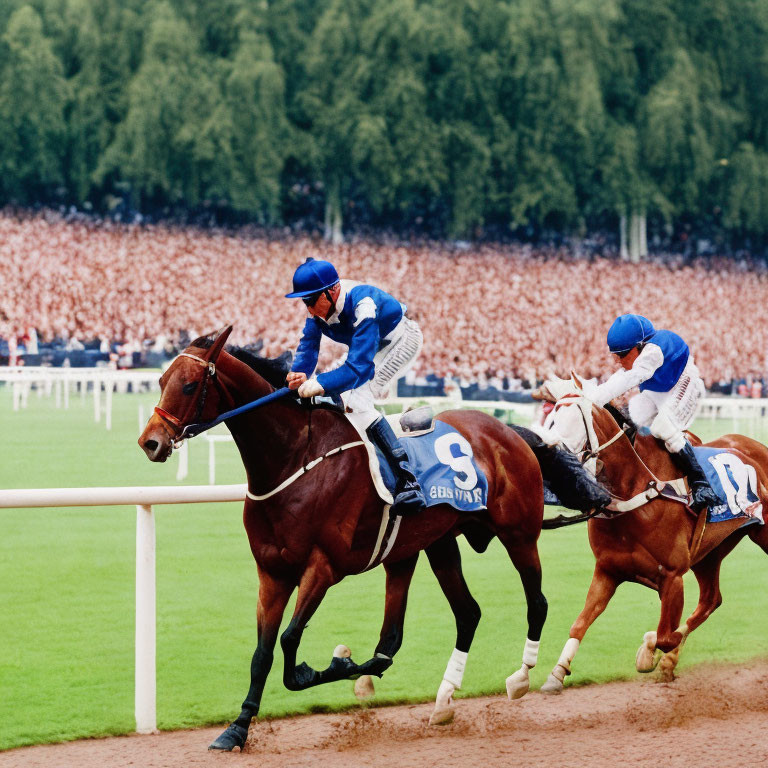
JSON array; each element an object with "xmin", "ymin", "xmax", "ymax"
[{"xmin": 3, "ymin": 661, "xmax": 768, "ymax": 768}]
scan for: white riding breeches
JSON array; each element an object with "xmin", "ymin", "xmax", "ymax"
[
  {"xmin": 627, "ymin": 358, "xmax": 705, "ymax": 453},
  {"xmin": 342, "ymin": 317, "xmax": 423, "ymax": 431}
]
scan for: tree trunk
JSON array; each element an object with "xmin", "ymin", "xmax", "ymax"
[
  {"xmin": 629, "ymin": 211, "xmax": 647, "ymax": 263},
  {"xmin": 629, "ymin": 213, "xmax": 639, "ymax": 262},
  {"xmin": 620, "ymin": 214, "xmax": 629, "ymax": 260},
  {"xmin": 639, "ymin": 211, "xmax": 648, "ymax": 257},
  {"xmin": 324, "ymin": 178, "xmax": 343, "ymax": 244}
]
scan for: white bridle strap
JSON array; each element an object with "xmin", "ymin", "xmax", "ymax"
[
  {"xmin": 558, "ymin": 394, "xmax": 690, "ymax": 513},
  {"xmin": 177, "ymin": 352, "xmax": 216, "ymax": 375},
  {"xmin": 592, "ymin": 426, "xmax": 625, "ymax": 454},
  {"xmin": 246, "ymin": 441, "xmax": 364, "ymax": 501}
]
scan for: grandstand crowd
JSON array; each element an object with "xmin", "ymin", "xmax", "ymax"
[{"xmin": 2, "ymin": 210, "xmax": 766, "ymax": 398}]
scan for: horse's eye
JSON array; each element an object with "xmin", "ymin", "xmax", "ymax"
[{"xmin": 182, "ymin": 382, "xmax": 198, "ymax": 395}]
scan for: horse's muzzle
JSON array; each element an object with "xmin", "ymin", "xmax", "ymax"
[{"xmin": 138, "ymin": 419, "xmax": 173, "ymax": 462}]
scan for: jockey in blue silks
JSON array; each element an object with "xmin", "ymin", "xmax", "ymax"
[
  {"xmin": 588, "ymin": 314, "xmax": 718, "ymax": 512},
  {"xmin": 285, "ymin": 258, "xmax": 426, "ymax": 516}
]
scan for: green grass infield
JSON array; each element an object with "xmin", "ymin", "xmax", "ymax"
[{"xmin": 2, "ymin": 387, "xmax": 768, "ymax": 750}]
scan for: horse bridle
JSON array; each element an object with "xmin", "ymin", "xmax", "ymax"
[
  {"xmin": 554, "ymin": 394, "xmax": 625, "ymax": 461},
  {"xmin": 153, "ymin": 352, "xmax": 227, "ymax": 446}
]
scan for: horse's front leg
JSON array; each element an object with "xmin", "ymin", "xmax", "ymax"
[
  {"xmin": 653, "ymin": 544, "xmax": 730, "ymax": 680},
  {"xmin": 353, "ymin": 554, "xmax": 420, "ymax": 699},
  {"xmin": 280, "ymin": 547, "xmax": 354, "ymax": 690},
  {"xmin": 209, "ymin": 568, "xmax": 295, "ymax": 752},
  {"xmin": 541, "ymin": 565, "xmax": 619, "ymax": 694},
  {"xmin": 635, "ymin": 567, "xmax": 687, "ymax": 674}
]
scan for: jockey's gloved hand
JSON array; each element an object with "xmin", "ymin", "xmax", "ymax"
[{"xmin": 298, "ymin": 378, "xmax": 324, "ymax": 399}]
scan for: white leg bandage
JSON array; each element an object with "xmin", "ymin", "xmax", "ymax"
[
  {"xmin": 442, "ymin": 648, "xmax": 468, "ymax": 689},
  {"xmin": 522, "ymin": 638, "xmax": 540, "ymax": 668},
  {"xmin": 552, "ymin": 637, "xmax": 580, "ymax": 682}
]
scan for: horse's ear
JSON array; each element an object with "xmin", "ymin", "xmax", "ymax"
[
  {"xmin": 532, "ymin": 384, "xmax": 556, "ymax": 403},
  {"xmin": 571, "ymin": 371, "xmax": 584, "ymax": 391},
  {"xmin": 207, "ymin": 325, "xmax": 233, "ymax": 362}
]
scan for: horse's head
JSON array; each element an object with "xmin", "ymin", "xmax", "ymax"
[
  {"xmin": 536, "ymin": 373, "xmax": 625, "ymax": 475},
  {"xmin": 139, "ymin": 326, "xmax": 234, "ymax": 462}
]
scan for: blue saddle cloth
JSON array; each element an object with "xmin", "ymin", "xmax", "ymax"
[
  {"xmin": 376, "ymin": 420, "xmax": 489, "ymax": 512},
  {"xmin": 693, "ymin": 447, "xmax": 764, "ymax": 524}
]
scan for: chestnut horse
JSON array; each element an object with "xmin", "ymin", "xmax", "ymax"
[
  {"xmin": 534, "ymin": 378, "xmax": 768, "ymax": 693},
  {"xmin": 139, "ymin": 327, "xmax": 546, "ymax": 751}
]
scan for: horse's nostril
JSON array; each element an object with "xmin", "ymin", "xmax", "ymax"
[{"xmin": 144, "ymin": 439, "xmax": 159, "ymax": 452}]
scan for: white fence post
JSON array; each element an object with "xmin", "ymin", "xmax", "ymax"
[
  {"xmin": 135, "ymin": 503, "xmax": 157, "ymax": 734},
  {"xmin": 0, "ymin": 484, "xmax": 247, "ymax": 736},
  {"xmin": 175, "ymin": 440, "xmax": 189, "ymax": 481},
  {"xmin": 93, "ymin": 377, "xmax": 101, "ymax": 423},
  {"xmin": 105, "ymin": 378, "xmax": 113, "ymax": 431}
]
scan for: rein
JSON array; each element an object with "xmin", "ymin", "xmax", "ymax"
[
  {"xmin": 177, "ymin": 386, "xmax": 292, "ymax": 442},
  {"xmin": 153, "ymin": 352, "xmax": 291, "ymax": 444}
]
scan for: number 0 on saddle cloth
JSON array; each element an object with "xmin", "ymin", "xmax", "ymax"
[
  {"xmin": 375, "ymin": 420, "xmax": 489, "ymax": 512},
  {"xmin": 695, "ymin": 447, "xmax": 764, "ymax": 524}
]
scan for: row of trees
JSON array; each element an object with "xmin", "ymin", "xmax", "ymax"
[{"xmin": 1, "ymin": 0, "xmax": 768, "ymax": 244}]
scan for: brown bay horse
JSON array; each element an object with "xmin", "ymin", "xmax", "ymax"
[
  {"xmin": 138, "ymin": 327, "xmax": 547, "ymax": 751},
  {"xmin": 535, "ymin": 379, "xmax": 768, "ymax": 692}
]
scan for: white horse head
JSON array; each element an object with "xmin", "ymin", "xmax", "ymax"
[{"xmin": 535, "ymin": 373, "xmax": 596, "ymax": 457}]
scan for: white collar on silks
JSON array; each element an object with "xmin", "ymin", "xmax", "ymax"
[{"xmin": 324, "ymin": 279, "xmax": 359, "ymax": 325}]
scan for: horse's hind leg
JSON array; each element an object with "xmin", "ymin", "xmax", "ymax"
[
  {"xmin": 209, "ymin": 568, "xmax": 294, "ymax": 751},
  {"xmin": 425, "ymin": 534, "xmax": 481, "ymax": 725},
  {"xmin": 497, "ymin": 535, "xmax": 548, "ymax": 699}
]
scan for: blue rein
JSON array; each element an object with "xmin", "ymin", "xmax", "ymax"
[{"xmin": 178, "ymin": 386, "xmax": 292, "ymax": 441}]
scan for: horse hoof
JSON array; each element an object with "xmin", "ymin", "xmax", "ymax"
[
  {"xmin": 505, "ymin": 669, "xmax": 529, "ymax": 700},
  {"xmin": 540, "ymin": 674, "xmax": 564, "ymax": 695},
  {"xmin": 429, "ymin": 706, "xmax": 455, "ymax": 726},
  {"xmin": 333, "ymin": 644, "xmax": 352, "ymax": 659},
  {"xmin": 635, "ymin": 631, "xmax": 659, "ymax": 673},
  {"xmin": 354, "ymin": 674, "xmax": 375, "ymax": 699},
  {"xmin": 657, "ymin": 648, "xmax": 680, "ymax": 682},
  {"xmin": 208, "ymin": 722, "xmax": 249, "ymax": 751}
]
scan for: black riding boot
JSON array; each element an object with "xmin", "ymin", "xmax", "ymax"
[
  {"xmin": 366, "ymin": 417, "xmax": 426, "ymax": 516},
  {"xmin": 509, "ymin": 424, "xmax": 611, "ymax": 511},
  {"xmin": 671, "ymin": 442, "xmax": 720, "ymax": 513}
]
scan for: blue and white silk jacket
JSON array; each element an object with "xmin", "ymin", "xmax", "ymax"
[
  {"xmin": 592, "ymin": 329, "xmax": 690, "ymax": 405},
  {"xmin": 291, "ymin": 280, "xmax": 405, "ymax": 394}
]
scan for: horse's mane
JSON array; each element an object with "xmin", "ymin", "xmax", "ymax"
[
  {"xmin": 603, "ymin": 402, "xmax": 637, "ymax": 444},
  {"xmin": 189, "ymin": 334, "xmax": 292, "ymax": 390},
  {"xmin": 229, "ymin": 347, "xmax": 293, "ymax": 389}
]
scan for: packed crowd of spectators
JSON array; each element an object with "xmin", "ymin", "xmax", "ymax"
[{"xmin": 2, "ymin": 209, "xmax": 767, "ymax": 397}]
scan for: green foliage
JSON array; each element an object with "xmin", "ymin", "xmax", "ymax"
[
  {"xmin": 1, "ymin": 0, "xmax": 768, "ymax": 237},
  {"xmin": 0, "ymin": 5, "xmax": 67, "ymax": 201}
]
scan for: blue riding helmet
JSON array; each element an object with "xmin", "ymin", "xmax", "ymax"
[
  {"xmin": 607, "ymin": 314, "xmax": 655, "ymax": 354},
  {"xmin": 285, "ymin": 258, "xmax": 340, "ymax": 298}
]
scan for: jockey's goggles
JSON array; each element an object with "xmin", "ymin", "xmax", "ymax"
[
  {"xmin": 301, "ymin": 292, "xmax": 322, "ymax": 307},
  {"xmin": 302, "ymin": 288, "xmax": 334, "ymax": 308},
  {"xmin": 613, "ymin": 342, "xmax": 644, "ymax": 359}
]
